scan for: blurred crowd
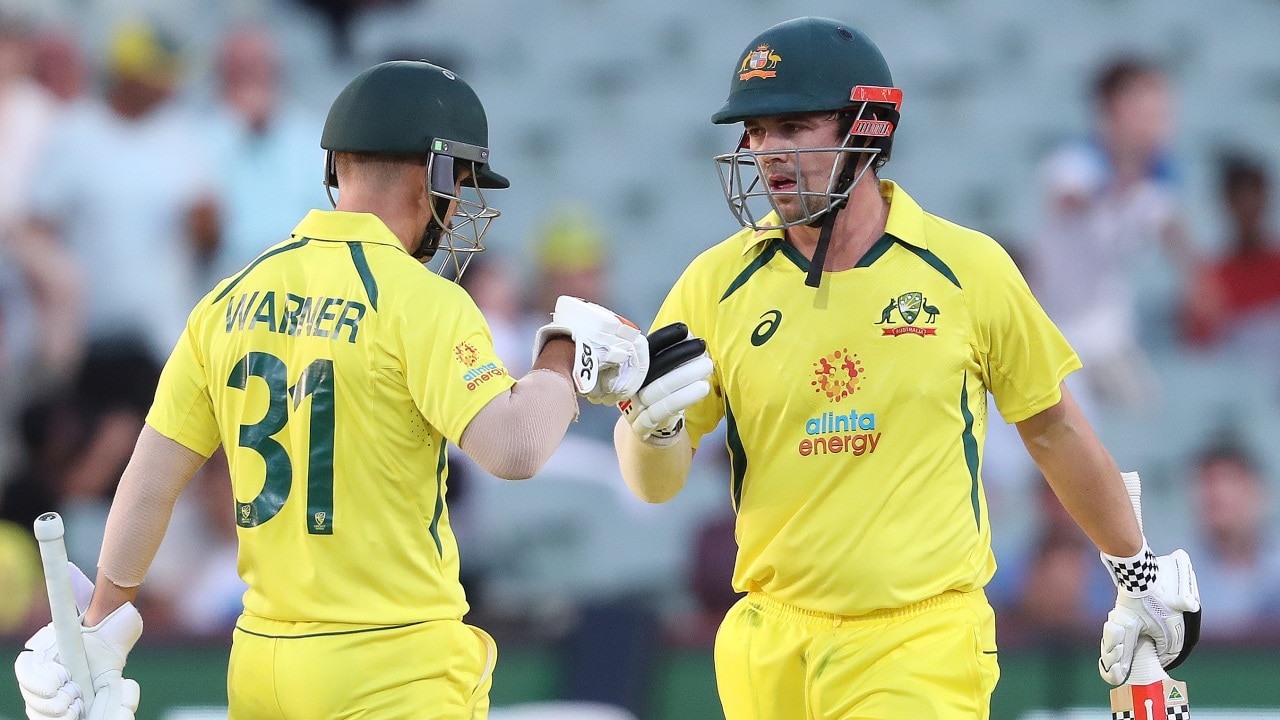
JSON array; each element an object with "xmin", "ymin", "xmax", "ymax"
[{"xmin": 1, "ymin": 2, "xmax": 1279, "ymax": 717}]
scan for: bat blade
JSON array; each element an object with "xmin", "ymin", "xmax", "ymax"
[
  {"xmin": 1108, "ymin": 676, "xmax": 1190, "ymax": 719},
  {"xmin": 1112, "ymin": 473, "xmax": 1191, "ymax": 719}
]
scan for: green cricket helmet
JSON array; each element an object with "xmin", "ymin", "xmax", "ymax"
[
  {"xmin": 712, "ymin": 17, "xmax": 903, "ymax": 235},
  {"xmin": 321, "ymin": 60, "xmax": 507, "ymax": 278}
]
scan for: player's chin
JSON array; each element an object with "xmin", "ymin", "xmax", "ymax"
[{"xmin": 771, "ymin": 196, "xmax": 806, "ymax": 224}]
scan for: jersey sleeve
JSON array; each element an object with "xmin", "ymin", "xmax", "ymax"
[
  {"xmin": 399, "ymin": 284, "xmax": 516, "ymax": 443},
  {"xmin": 652, "ymin": 262, "xmax": 725, "ymax": 450},
  {"xmin": 146, "ymin": 307, "xmax": 221, "ymax": 457},
  {"xmin": 971, "ymin": 242, "xmax": 1083, "ymax": 424}
]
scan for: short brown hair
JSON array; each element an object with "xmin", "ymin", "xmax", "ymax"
[{"xmin": 1093, "ymin": 56, "xmax": 1163, "ymax": 107}]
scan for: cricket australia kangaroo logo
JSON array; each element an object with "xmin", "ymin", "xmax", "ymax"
[
  {"xmin": 873, "ymin": 291, "xmax": 940, "ymax": 337},
  {"xmin": 739, "ymin": 44, "xmax": 781, "ymax": 80}
]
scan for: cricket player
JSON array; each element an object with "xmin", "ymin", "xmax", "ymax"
[
  {"xmin": 612, "ymin": 17, "xmax": 1201, "ymax": 719},
  {"xmin": 14, "ymin": 60, "xmax": 647, "ymax": 720}
]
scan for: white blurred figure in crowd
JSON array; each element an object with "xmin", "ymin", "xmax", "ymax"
[
  {"xmin": 1028, "ymin": 56, "xmax": 1199, "ymax": 415},
  {"xmin": 16, "ymin": 19, "xmax": 219, "ymax": 369},
  {"xmin": 0, "ymin": 11, "xmax": 71, "ymax": 396},
  {"xmin": 205, "ymin": 25, "xmax": 327, "ymax": 285},
  {"xmin": 12, "ymin": 20, "xmax": 219, "ymax": 569}
]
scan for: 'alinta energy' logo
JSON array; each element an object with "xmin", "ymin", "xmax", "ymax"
[
  {"xmin": 454, "ymin": 341, "xmax": 479, "ymax": 366},
  {"xmin": 454, "ymin": 340, "xmax": 507, "ymax": 391},
  {"xmin": 739, "ymin": 44, "xmax": 781, "ymax": 80},
  {"xmin": 801, "ymin": 349, "xmax": 882, "ymax": 457},
  {"xmin": 798, "ymin": 407, "xmax": 882, "ymax": 458},
  {"xmin": 873, "ymin": 291, "xmax": 940, "ymax": 337},
  {"xmin": 811, "ymin": 347, "xmax": 862, "ymax": 402}
]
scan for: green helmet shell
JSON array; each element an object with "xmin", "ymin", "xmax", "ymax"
[
  {"xmin": 711, "ymin": 17, "xmax": 897, "ymax": 125},
  {"xmin": 322, "ymin": 60, "xmax": 509, "ymax": 188}
]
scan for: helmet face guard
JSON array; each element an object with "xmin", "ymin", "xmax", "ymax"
[
  {"xmin": 323, "ymin": 136, "xmax": 500, "ymax": 281},
  {"xmin": 420, "ymin": 138, "xmax": 499, "ymax": 280},
  {"xmin": 714, "ymin": 99, "xmax": 889, "ymax": 231},
  {"xmin": 710, "ymin": 17, "xmax": 902, "ymax": 233}
]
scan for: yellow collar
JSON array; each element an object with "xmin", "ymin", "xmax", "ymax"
[
  {"xmin": 739, "ymin": 179, "xmax": 929, "ymax": 255},
  {"xmin": 290, "ymin": 210, "xmax": 406, "ymax": 249}
]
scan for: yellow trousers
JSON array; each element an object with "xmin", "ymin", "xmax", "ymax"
[
  {"xmin": 227, "ymin": 617, "xmax": 496, "ymax": 719},
  {"xmin": 714, "ymin": 590, "xmax": 999, "ymax": 720}
]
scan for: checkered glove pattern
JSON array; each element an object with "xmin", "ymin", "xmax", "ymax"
[
  {"xmin": 1098, "ymin": 545, "xmax": 1201, "ymax": 684},
  {"xmin": 1103, "ymin": 546, "xmax": 1158, "ymax": 596},
  {"xmin": 1112, "ymin": 711, "xmax": 1133, "ymax": 720}
]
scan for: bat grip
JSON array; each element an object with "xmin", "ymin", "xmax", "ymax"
[
  {"xmin": 34, "ymin": 512, "xmax": 97, "ymax": 708},
  {"xmin": 1121, "ymin": 473, "xmax": 1170, "ymax": 685}
]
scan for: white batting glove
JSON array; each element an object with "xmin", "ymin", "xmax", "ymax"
[
  {"xmin": 14, "ymin": 564, "xmax": 143, "ymax": 720},
  {"xmin": 618, "ymin": 322, "xmax": 713, "ymax": 446},
  {"xmin": 1098, "ymin": 545, "xmax": 1201, "ymax": 684},
  {"xmin": 533, "ymin": 296, "xmax": 649, "ymax": 406}
]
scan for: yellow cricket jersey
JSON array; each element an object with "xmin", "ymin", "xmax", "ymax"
[
  {"xmin": 656, "ymin": 180, "xmax": 1081, "ymax": 617},
  {"xmin": 146, "ymin": 210, "xmax": 515, "ymax": 631}
]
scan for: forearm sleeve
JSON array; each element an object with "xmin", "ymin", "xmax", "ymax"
[
  {"xmin": 99, "ymin": 424, "xmax": 208, "ymax": 588},
  {"xmin": 458, "ymin": 369, "xmax": 579, "ymax": 480},
  {"xmin": 613, "ymin": 416, "xmax": 692, "ymax": 503}
]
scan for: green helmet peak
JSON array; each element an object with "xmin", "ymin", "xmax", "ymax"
[
  {"xmin": 322, "ymin": 60, "xmax": 508, "ymax": 189},
  {"xmin": 711, "ymin": 17, "xmax": 899, "ymax": 125}
]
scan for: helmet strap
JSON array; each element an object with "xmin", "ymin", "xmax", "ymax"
[
  {"xmin": 415, "ymin": 195, "xmax": 451, "ymax": 261},
  {"xmin": 323, "ymin": 151, "xmax": 339, "ymax": 208},
  {"xmin": 804, "ymin": 205, "xmax": 840, "ymax": 288},
  {"xmin": 802, "ymin": 152, "xmax": 859, "ymax": 288},
  {"xmin": 414, "ymin": 158, "xmax": 455, "ymax": 261}
]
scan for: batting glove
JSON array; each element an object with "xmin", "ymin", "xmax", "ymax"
[
  {"xmin": 1098, "ymin": 545, "xmax": 1202, "ymax": 684},
  {"xmin": 533, "ymin": 296, "xmax": 649, "ymax": 406},
  {"xmin": 14, "ymin": 564, "xmax": 142, "ymax": 720},
  {"xmin": 618, "ymin": 322, "xmax": 713, "ymax": 446}
]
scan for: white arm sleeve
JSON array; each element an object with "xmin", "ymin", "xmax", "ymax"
[
  {"xmin": 458, "ymin": 369, "xmax": 579, "ymax": 480},
  {"xmin": 99, "ymin": 424, "xmax": 208, "ymax": 588},
  {"xmin": 613, "ymin": 415, "xmax": 692, "ymax": 503}
]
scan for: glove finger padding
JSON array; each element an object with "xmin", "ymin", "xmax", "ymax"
[
  {"xmin": 642, "ymin": 337, "xmax": 707, "ymax": 392},
  {"xmin": 1097, "ymin": 547, "xmax": 1202, "ymax": 684},
  {"xmin": 15, "ymin": 646, "xmax": 83, "ymax": 720},
  {"xmin": 588, "ymin": 332, "xmax": 648, "ymax": 405},
  {"xmin": 646, "ymin": 322, "xmax": 692, "ymax": 357},
  {"xmin": 533, "ymin": 296, "xmax": 649, "ymax": 405},
  {"xmin": 633, "ymin": 378, "xmax": 712, "ymax": 438},
  {"xmin": 620, "ymin": 323, "xmax": 713, "ymax": 444},
  {"xmin": 1159, "ymin": 550, "xmax": 1201, "ymax": 671}
]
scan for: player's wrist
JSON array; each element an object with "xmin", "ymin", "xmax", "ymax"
[{"xmin": 1101, "ymin": 540, "xmax": 1156, "ymax": 598}]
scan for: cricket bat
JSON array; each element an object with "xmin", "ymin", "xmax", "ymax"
[
  {"xmin": 33, "ymin": 511, "xmax": 96, "ymax": 708},
  {"xmin": 1109, "ymin": 473, "xmax": 1189, "ymax": 720}
]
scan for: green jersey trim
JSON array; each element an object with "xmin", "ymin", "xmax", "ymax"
[
  {"xmin": 959, "ymin": 373, "xmax": 981, "ymax": 529},
  {"xmin": 214, "ymin": 238, "xmax": 312, "ymax": 303},
  {"xmin": 854, "ymin": 234, "xmax": 896, "ymax": 268},
  {"xmin": 727, "ymin": 400, "xmax": 747, "ymax": 512},
  {"xmin": 721, "ymin": 242, "xmax": 782, "ymax": 302},
  {"xmin": 775, "ymin": 240, "xmax": 810, "ymax": 272},
  {"xmin": 347, "ymin": 242, "xmax": 380, "ymax": 312},
  {"xmin": 234, "ymin": 621, "xmax": 424, "ymax": 640},
  {"xmin": 895, "ymin": 238, "xmax": 962, "ymax": 289},
  {"xmin": 429, "ymin": 441, "xmax": 447, "ymax": 554}
]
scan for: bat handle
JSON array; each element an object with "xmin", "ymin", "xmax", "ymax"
[
  {"xmin": 1120, "ymin": 473, "xmax": 1171, "ymax": 685},
  {"xmin": 33, "ymin": 512, "xmax": 97, "ymax": 709}
]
